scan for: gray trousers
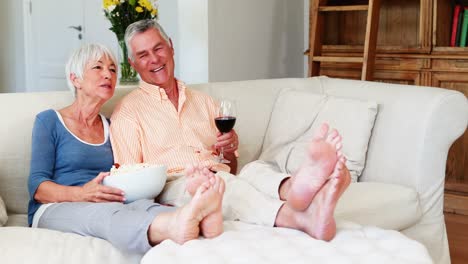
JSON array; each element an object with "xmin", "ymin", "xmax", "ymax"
[{"xmin": 38, "ymin": 199, "xmax": 175, "ymax": 254}]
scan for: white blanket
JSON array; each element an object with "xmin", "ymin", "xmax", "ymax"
[{"xmin": 142, "ymin": 220, "xmax": 432, "ymax": 264}]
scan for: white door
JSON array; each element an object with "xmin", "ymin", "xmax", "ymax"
[{"xmin": 24, "ymin": 0, "xmax": 118, "ymax": 92}]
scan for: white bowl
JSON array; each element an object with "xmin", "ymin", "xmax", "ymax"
[{"xmin": 103, "ymin": 164, "xmax": 167, "ymax": 203}]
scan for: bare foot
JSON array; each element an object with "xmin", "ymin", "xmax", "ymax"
[
  {"xmin": 286, "ymin": 123, "xmax": 343, "ymax": 211},
  {"xmin": 148, "ymin": 177, "xmax": 224, "ymax": 245},
  {"xmin": 185, "ymin": 164, "xmax": 213, "ymax": 196},
  {"xmin": 200, "ymin": 175, "xmax": 225, "ymax": 238},
  {"xmin": 185, "ymin": 164, "xmax": 225, "ymax": 238},
  {"xmin": 276, "ymin": 157, "xmax": 351, "ymax": 241}
]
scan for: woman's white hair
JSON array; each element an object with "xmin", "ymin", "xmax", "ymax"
[{"xmin": 65, "ymin": 43, "xmax": 118, "ymax": 96}]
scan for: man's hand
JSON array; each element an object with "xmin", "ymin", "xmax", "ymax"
[
  {"xmin": 215, "ymin": 129, "xmax": 238, "ymax": 153},
  {"xmin": 214, "ymin": 130, "xmax": 238, "ymax": 173},
  {"xmin": 80, "ymin": 172, "xmax": 126, "ymax": 203}
]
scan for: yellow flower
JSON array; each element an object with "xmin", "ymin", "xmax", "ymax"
[
  {"xmin": 103, "ymin": 0, "xmax": 111, "ymax": 9},
  {"xmin": 103, "ymin": 0, "xmax": 120, "ymax": 10},
  {"xmin": 138, "ymin": 0, "xmax": 153, "ymax": 11},
  {"xmin": 103, "ymin": 0, "xmax": 158, "ymax": 38}
]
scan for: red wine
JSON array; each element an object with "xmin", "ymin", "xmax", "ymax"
[{"xmin": 215, "ymin": 116, "xmax": 236, "ymax": 133}]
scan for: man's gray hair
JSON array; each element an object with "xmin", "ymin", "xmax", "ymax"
[
  {"xmin": 65, "ymin": 43, "xmax": 117, "ymax": 96},
  {"xmin": 125, "ymin": 19, "xmax": 170, "ymax": 61}
]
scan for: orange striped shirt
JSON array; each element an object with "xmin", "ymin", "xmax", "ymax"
[{"xmin": 110, "ymin": 80, "xmax": 222, "ymax": 173}]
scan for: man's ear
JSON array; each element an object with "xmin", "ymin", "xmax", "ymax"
[
  {"xmin": 169, "ymin": 38, "xmax": 174, "ymax": 53},
  {"xmin": 70, "ymin": 73, "xmax": 81, "ymax": 89},
  {"xmin": 128, "ymin": 57, "xmax": 135, "ymax": 68},
  {"xmin": 169, "ymin": 38, "xmax": 174, "ymax": 48}
]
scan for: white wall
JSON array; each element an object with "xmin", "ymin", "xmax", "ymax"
[
  {"xmin": 0, "ymin": 1, "xmax": 25, "ymax": 93},
  {"xmin": 83, "ymin": 0, "xmax": 119, "ymax": 58},
  {"xmin": 0, "ymin": 0, "xmax": 305, "ymax": 93},
  {"xmin": 177, "ymin": 0, "xmax": 210, "ymax": 84},
  {"xmin": 158, "ymin": 0, "xmax": 180, "ymax": 78},
  {"xmin": 208, "ymin": 0, "xmax": 305, "ymax": 82}
]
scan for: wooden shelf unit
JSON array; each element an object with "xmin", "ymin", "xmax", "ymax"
[{"xmin": 308, "ymin": 0, "xmax": 468, "ymax": 213}]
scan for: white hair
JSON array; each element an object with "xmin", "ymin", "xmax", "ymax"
[
  {"xmin": 65, "ymin": 43, "xmax": 118, "ymax": 96},
  {"xmin": 124, "ymin": 19, "xmax": 170, "ymax": 61}
]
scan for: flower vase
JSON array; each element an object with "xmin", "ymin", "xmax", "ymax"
[{"xmin": 118, "ymin": 39, "xmax": 139, "ymax": 85}]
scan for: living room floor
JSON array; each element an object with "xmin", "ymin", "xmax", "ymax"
[{"xmin": 445, "ymin": 213, "xmax": 468, "ymax": 264}]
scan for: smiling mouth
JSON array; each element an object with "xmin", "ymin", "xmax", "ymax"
[{"xmin": 151, "ymin": 65, "xmax": 165, "ymax": 73}]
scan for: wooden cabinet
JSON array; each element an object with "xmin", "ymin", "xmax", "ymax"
[
  {"xmin": 321, "ymin": 0, "xmax": 431, "ymax": 53},
  {"xmin": 309, "ymin": 0, "xmax": 468, "ymax": 213}
]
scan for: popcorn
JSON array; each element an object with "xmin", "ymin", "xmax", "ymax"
[{"xmin": 110, "ymin": 163, "xmax": 155, "ymax": 175}]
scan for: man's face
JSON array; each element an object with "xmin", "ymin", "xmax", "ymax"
[{"xmin": 129, "ymin": 28, "xmax": 175, "ymax": 88}]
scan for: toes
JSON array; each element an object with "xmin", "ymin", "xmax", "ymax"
[
  {"xmin": 337, "ymin": 151, "xmax": 343, "ymax": 159},
  {"xmin": 213, "ymin": 176, "xmax": 221, "ymax": 190},
  {"xmin": 209, "ymin": 176, "xmax": 216, "ymax": 186},
  {"xmin": 326, "ymin": 129, "xmax": 339, "ymax": 143},
  {"xmin": 185, "ymin": 164, "xmax": 195, "ymax": 177},
  {"xmin": 328, "ymin": 160, "xmax": 345, "ymax": 179},
  {"xmin": 335, "ymin": 142, "xmax": 343, "ymax": 151},
  {"xmin": 331, "ymin": 135, "xmax": 342, "ymax": 147},
  {"xmin": 336, "ymin": 160, "xmax": 344, "ymax": 170},
  {"xmin": 339, "ymin": 156, "xmax": 347, "ymax": 164},
  {"xmin": 218, "ymin": 178, "xmax": 226, "ymax": 194},
  {"xmin": 195, "ymin": 163, "xmax": 204, "ymax": 172},
  {"xmin": 313, "ymin": 122, "xmax": 329, "ymax": 140},
  {"xmin": 202, "ymin": 167, "xmax": 215, "ymax": 178}
]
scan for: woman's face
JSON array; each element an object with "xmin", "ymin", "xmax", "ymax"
[{"xmin": 73, "ymin": 55, "xmax": 117, "ymax": 102}]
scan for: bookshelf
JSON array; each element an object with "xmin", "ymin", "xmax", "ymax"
[
  {"xmin": 308, "ymin": 0, "xmax": 468, "ymax": 214},
  {"xmin": 434, "ymin": 0, "xmax": 468, "ymax": 53}
]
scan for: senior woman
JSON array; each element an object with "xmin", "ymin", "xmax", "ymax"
[{"xmin": 27, "ymin": 43, "xmax": 224, "ymax": 254}]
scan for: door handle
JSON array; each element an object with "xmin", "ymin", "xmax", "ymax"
[{"xmin": 68, "ymin": 25, "xmax": 82, "ymax": 32}]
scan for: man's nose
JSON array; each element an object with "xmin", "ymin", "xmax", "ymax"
[{"xmin": 148, "ymin": 52, "xmax": 159, "ymax": 63}]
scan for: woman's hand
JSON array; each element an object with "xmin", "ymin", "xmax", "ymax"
[{"xmin": 80, "ymin": 172, "xmax": 126, "ymax": 203}]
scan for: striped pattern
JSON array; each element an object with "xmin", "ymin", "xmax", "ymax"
[{"xmin": 110, "ymin": 80, "xmax": 221, "ymax": 171}]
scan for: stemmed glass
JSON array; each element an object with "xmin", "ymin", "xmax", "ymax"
[{"xmin": 214, "ymin": 99, "xmax": 237, "ymax": 163}]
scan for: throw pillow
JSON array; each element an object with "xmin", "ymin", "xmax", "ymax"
[
  {"xmin": 260, "ymin": 89, "xmax": 327, "ymax": 161},
  {"xmin": 261, "ymin": 89, "xmax": 378, "ymax": 182},
  {"xmin": 0, "ymin": 196, "xmax": 7, "ymax": 226}
]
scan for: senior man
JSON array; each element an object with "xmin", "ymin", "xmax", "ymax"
[{"xmin": 110, "ymin": 19, "xmax": 351, "ymax": 241}]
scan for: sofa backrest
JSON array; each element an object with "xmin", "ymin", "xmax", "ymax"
[
  {"xmin": 0, "ymin": 78, "xmax": 319, "ymax": 215},
  {"xmin": 1, "ymin": 77, "xmax": 466, "ymax": 216}
]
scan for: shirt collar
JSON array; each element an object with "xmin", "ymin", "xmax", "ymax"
[{"xmin": 139, "ymin": 79, "xmax": 187, "ymax": 103}]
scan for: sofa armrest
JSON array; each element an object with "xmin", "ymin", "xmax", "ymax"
[
  {"xmin": 0, "ymin": 196, "xmax": 7, "ymax": 226},
  {"xmin": 320, "ymin": 77, "xmax": 467, "ymax": 213}
]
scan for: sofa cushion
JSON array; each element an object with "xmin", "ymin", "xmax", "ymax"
[
  {"xmin": 4, "ymin": 214, "xmax": 28, "ymax": 227},
  {"xmin": 142, "ymin": 220, "xmax": 431, "ymax": 264},
  {"xmin": 335, "ymin": 182, "xmax": 422, "ymax": 231},
  {"xmin": 0, "ymin": 227, "xmax": 141, "ymax": 264},
  {"xmin": 0, "ymin": 196, "xmax": 7, "ymax": 226},
  {"xmin": 261, "ymin": 89, "xmax": 378, "ymax": 182}
]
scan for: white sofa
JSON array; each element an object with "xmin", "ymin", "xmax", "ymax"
[{"xmin": 0, "ymin": 77, "xmax": 466, "ymax": 264}]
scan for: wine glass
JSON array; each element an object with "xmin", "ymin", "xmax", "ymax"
[{"xmin": 214, "ymin": 99, "xmax": 237, "ymax": 163}]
